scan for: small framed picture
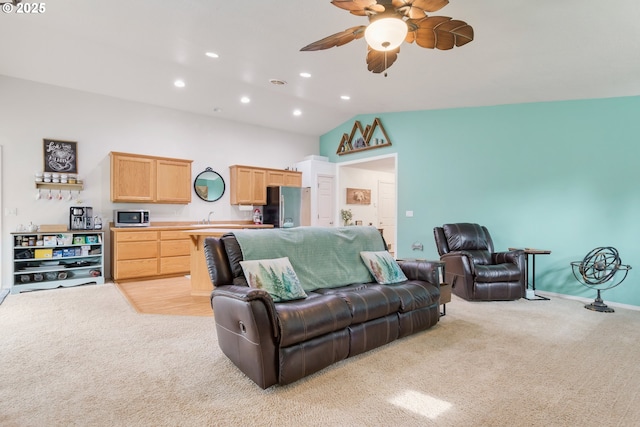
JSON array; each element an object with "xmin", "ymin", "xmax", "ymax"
[
  {"xmin": 355, "ymin": 220, "xmax": 363, "ymax": 226},
  {"xmin": 346, "ymin": 188, "xmax": 371, "ymax": 205},
  {"xmin": 43, "ymin": 138, "xmax": 78, "ymax": 173}
]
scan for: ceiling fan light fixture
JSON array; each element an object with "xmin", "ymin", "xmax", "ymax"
[{"xmin": 364, "ymin": 17, "xmax": 407, "ymax": 52}]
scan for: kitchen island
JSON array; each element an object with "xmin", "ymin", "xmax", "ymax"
[
  {"xmin": 184, "ymin": 224, "xmax": 273, "ymax": 296},
  {"xmin": 110, "ymin": 221, "xmax": 271, "ymax": 283}
]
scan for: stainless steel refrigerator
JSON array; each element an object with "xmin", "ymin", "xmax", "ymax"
[{"xmin": 263, "ymin": 186, "xmax": 311, "ymax": 228}]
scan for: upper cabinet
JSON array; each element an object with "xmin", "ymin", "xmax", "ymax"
[
  {"xmin": 266, "ymin": 170, "xmax": 303, "ymax": 187},
  {"xmin": 229, "ymin": 166, "xmax": 267, "ymax": 205},
  {"xmin": 110, "ymin": 152, "xmax": 193, "ymax": 204},
  {"xmin": 230, "ymin": 165, "xmax": 302, "ymax": 205}
]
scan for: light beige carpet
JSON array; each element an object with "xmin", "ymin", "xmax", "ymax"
[{"xmin": 1, "ymin": 283, "xmax": 639, "ymax": 426}]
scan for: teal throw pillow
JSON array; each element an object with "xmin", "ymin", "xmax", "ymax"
[
  {"xmin": 240, "ymin": 257, "xmax": 307, "ymax": 302},
  {"xmin": 360, "ymin": 251, "xmax": 408, "ymax": 285}
]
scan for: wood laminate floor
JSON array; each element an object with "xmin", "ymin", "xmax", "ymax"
[{"xmin": 115, "ymin": 276, "xmax": 213, "ymax": 317}]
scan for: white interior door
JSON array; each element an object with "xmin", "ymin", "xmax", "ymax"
[
  {"xmin": 378, "ymin": 180, "xmax": 396, "ymax": 255},
  {"xmin": 317, "ymin": 174, "xmax": 334, "ymax": 227}
]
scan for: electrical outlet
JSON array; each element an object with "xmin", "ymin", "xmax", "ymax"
[
  {"xmin": 4, "ymin": 208, "xmax": 17, "ymax": 216},
  {"xmin": 406, "ymin": 210, "xmax": 414, "ymax": 217}
]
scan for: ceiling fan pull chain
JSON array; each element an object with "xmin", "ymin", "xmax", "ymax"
[{"xmin": 384, "ymin": 51, "xmax": 388, "ymax": 77}]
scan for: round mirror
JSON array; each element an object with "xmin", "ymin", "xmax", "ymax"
[{"xmin": 194, "ymin": 167, "xmax": 225, "ymax": 202}]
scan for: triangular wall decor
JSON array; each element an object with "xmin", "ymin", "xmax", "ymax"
[{"xmin": 336, "ymin": 118, "xmax": 392, "ymax": 155}]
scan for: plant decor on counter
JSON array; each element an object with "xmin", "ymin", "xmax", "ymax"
[{"xmin": 340, "ymin": 209, "xmax": 353, "ymax": 226}]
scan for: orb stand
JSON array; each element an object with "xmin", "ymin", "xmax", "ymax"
[
  {"xmin": 584, "ymin": 289, "xmax": 614, "ymax": 313},
  {"xmin": 570, "ymin": 247, "xmax": 631, "ymax": 314}
]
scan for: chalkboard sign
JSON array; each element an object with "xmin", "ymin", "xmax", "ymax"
[{"xmin": 43, "ymin": 139, "xmax": 78, "ymax": 174}]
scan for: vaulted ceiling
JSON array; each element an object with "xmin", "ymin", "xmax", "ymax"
[{"xmin": 1, "ymin": 0, "xmax": 639, "ymax": 137}]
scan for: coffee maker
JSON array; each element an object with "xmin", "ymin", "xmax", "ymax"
[{"xmin": 69, "ymin": 206, "xmax": 93, "ymax": 230}]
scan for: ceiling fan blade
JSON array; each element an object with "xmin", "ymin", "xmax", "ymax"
[
  {"xmin": 366, "ymin": 46, "xmax": 400, "ymax": 74},
  {"xmin": 406, "ymin": 16, "xmax": 473, "ymax": 49},
  {"xmin": 332, "ymin": 0, "xmax": 385, "ymax": 16},
  {"xmin": 300, "ymin": 26, "xmax": 367, "ymax": 51},
  {"xmin": 392, "ymin": 0, "xmax": 449, "ymax": 18}
]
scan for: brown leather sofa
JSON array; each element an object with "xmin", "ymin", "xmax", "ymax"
[
  {"xmin": 434, "ymin": 223, "xmax": 526, "ymax": 301},
  {"xmin": 204, "ymin": 227, "xmax": 443, "ymax": 389}
]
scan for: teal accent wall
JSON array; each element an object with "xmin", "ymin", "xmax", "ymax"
[{"xmin": 320, "ymin": 96, "xmax": 640, "ymax": 307}]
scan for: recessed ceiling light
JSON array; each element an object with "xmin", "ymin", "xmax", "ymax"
[
  {"xmin": 299, "ymin": 72, "xmax": 311, "ymax": 78},
  {"xmin": 269, "ymin": 79, "xmax": 287, "ymax": 85},
  {"xmin": 340, "ymin": 95, "xmax": 351, "ymax": 100},
  {"xmin": 174, "ymin": 79, "xmax": 186, "ymax": 88},
  {"xmin": 205, "ymin": 52, "xmax": 219, "ymax": 58},
  {"xmin": 240, "ymin": 96, "xmax": 250, "ymax": 104},
  {"xmin": 293, "ymin": 109, "xmax": 302, "ymax": 116}
]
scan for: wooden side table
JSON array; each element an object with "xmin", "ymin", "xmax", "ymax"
[{"xmin": 510, "ymin": 248, "xmax": 551, "ymax": 300}]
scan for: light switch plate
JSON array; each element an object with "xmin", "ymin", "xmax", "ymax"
[{"xmin": 406, "ymin": 210, "xmax": 413, "ymax": 217}]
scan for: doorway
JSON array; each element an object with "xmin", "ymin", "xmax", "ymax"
[{"xmin": 337, "ymin": 154, "xmax": 397, "ymax": 255}]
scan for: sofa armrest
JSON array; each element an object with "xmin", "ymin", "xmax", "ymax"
[
  {"xmin": 212, "ymin": 285, "xmax": 279, "ymax": 340},
  {"xmin": 397, "ymin": 259, "xmax": 442, "ymax": 284},
  {"xmin": 441, "ymin": 251, "xmax": 476, "ymax": 275},
  {"xmin": 492, "ymin": 249, "xmax": 525, "ymax": 266},
  {"xmin": 210, "ymin": 284, "xmax": 280, "ymax": 389}
]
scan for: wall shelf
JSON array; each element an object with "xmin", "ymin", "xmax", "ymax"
[
  {"xmin": 35, "ymin": 182, "xmax": 84, "ymax": 191},
  {"xmin": 336, "ymin": 118, "xmax": 393, "ymax": 156}
]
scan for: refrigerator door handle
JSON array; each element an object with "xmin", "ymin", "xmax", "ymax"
[{"xmin": 279, "ymin": 195, "xmax": 285, "ymax": 228}]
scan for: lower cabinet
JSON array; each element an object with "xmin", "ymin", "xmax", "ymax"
[
  {"xmin": 111, "ymin": 228, "xmax": 191, "ymax": 281},
  {"xmin": 159, "ymin": 230, "xmax": 191, "ymax": 275},
  {"xmin": 111, "ymin": 230, "xmax": 158, "ymax": 280}
]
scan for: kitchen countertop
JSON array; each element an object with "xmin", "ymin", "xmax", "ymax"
[{"xmin": 109, "ymin": 221, "xmax": 273, "ymax": 232}]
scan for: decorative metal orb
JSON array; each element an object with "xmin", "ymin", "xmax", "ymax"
[{"xmin": 570, "ymin": 247, "xmax": 631, "ymax": 313}]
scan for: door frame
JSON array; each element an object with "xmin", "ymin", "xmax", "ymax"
[{"xmin": 336, "ymin": 153, "xmax": 397, "ymax": 245}]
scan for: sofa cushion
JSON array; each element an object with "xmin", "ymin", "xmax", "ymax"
[
  {"xmin": 315, "ymin": 283, "xmax": 401, "ymax": 324},
  {"xmin": 275, "ymin": 293, "xmax": 352, "ymax": 347},
  {"xmin": 475, "ymin": 264, "xmax": 522, "ymax": 283},
  {"xmin": 384, "ymin": 281, "xmax": 440, "ymax": 312},
  {"xmin": 360, "ymin": 251, "xmax": 408, "ymax": 284},
  {"xmin": 443, "ymin": 223, "xmax": 491, "ymax": 251},
  {"xmin": 240, "ymin": 257, "xmax": 307, "ymax": 302},
  {"xmin": 221, "ymin": 234, "xmax": 249, "ymax": 286}
]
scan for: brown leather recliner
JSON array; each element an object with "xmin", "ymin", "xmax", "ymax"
[{"xmin": 434, "ymin": 223, "xmax": 526, "ymax": 301}]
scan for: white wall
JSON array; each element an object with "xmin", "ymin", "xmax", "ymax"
[{"xmin": 0, "ymin": 75, "xmax": 318, "ymax": 287}]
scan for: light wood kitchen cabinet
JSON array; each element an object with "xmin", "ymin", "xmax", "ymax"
[
  {"xmin": 110, "ymin": 152, "xmax": 193, "ymax": 204},
  {"xmin": 159, "ymin": 230, "xmax": 191, "ymax": 275},
  {"xmin": 111, "ymin": 229, "xmax": 192, "ymax": 280},
  {"xmin": 229, "ymin": 166, "xmax": 267, "ymax": 205},
  {"xmin": 230, "ymin": 165, "xmax": 302, "ymax": 205},
  {"xmin": 266, "ymin": 170, "xmax": 302, "ymax": 187},
  {"xmin": 111, "ymin": 230, "xmax": 159, "ymax": 280}
]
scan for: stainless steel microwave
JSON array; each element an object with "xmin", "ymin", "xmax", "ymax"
[{"xmin": 114, "ymin": 209, "xmax": 150, "ymax": 227}]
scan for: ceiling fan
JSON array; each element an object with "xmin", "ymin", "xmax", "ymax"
[{"xmin": 301, "ymin": 0, "xmax": 474, "ymax": 75}]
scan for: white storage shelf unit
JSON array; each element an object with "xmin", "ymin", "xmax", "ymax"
[{"xmin": 12, "ymin": 231, "xmax": 104, "ymax": 294}]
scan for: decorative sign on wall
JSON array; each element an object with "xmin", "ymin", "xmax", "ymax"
[
  {"xmin": 336, "ymin": 117, "xmax": 392, "ymax": 156},
  {"xmin": 346, "ymin": 187, "xmax": 371, "ymax": 205},
  {"xmin": 43, "ymin": 138, "xmax": 78, "ymax": 173}
]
